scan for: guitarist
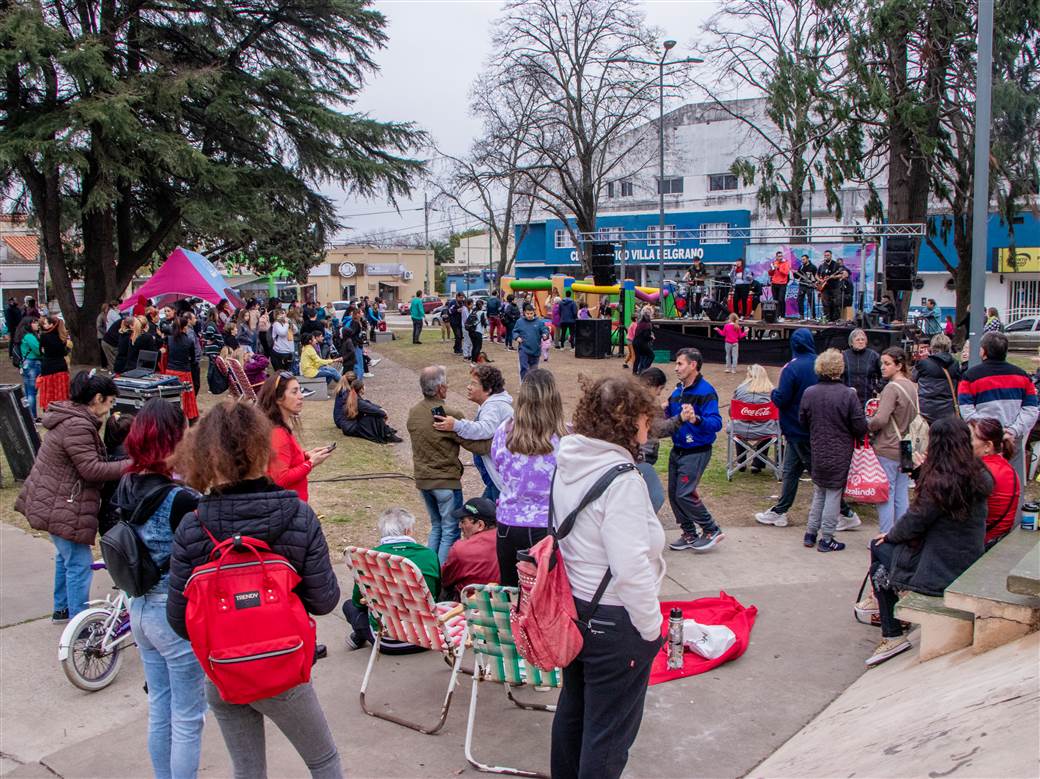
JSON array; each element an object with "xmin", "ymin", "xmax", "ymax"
[
  {"xmin": 817, "ymin": 250, "xmax": 849, "ymax": 322},
  {"xmin": 684, "ymin": 259, "xmax": 708, "ymax": 318},
  {"xmin": 794, "ymin": 254, "xmax": 818, "ymax": 320}
]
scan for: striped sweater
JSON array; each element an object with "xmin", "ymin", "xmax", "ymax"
[{"xmin": 958, "ymin": 360, "xmax": 1039, "ymax": 441}]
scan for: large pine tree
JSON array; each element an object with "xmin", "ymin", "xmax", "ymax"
[{"xmin": 1, "ymin": 0, "xmax": 425, "ymax": 361}]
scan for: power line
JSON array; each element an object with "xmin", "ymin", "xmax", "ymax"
[{"xmin": 340, "ymin": 206, "xmax": 425, "ymax": 218}]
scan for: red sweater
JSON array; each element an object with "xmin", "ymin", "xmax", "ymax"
[
  {"xmin": 268, "ymin": 426, "xmax": 312, "ymax": 502},
  {"xmin": 441, "ymin": 529, "xmax": 500, "ymax": 596},
  {"xmin": 982, "ymin": 454, "xmax": 1019, "ymax": 544}
]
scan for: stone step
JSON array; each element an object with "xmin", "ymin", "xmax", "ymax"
[
  {"xmin": 944, "ymin": 527, "xmax": 1040, "ymax": 653},
  {"xmin": 895, "ymin": 592, "xmax": 974, "ymax": 661},
  {"xmin": 1007, "ymin": 540, "xmax": 1040, "ymax": 598}
]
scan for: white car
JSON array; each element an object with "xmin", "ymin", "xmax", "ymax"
[{"xmin": 1004, "ymin": 316, "xmax": 1040, "ymax": 350}]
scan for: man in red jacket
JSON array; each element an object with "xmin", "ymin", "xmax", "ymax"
[{"xmin": 441, "ymin": 497, "xmax": 500, "ymax": 598}]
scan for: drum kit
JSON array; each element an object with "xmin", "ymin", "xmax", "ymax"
[{"xmin": 677, "ymin": 276, "xmax": 730, "ymax": 320}]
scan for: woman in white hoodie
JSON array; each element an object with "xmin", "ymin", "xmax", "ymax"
[{"xmin": 550, "ymin": 374, "xmax": 666, "ymax": 779}]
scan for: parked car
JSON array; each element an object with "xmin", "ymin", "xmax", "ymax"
[
  {"xmin": 396, "ymin": 295, "xmax": 443, "ymax": 315},
  {"xmin": 1004, "ymin": 316, "xmax": 1040, "ymax": 350}
]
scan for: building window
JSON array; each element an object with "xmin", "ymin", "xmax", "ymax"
[
  {"xmin": 647, "ymin": 225, "xmax": 677, "ymax": 246},
  {"xmin": 597, "ymin": 226, "xmax": 623, "ymax": 243},
  {"xmin": 606, "ymin": 182, "xmax": 615, "ymax": 198},
  {"xmin": 708, "ymin": 173, "xmax": 739, "ymax": 192},
  {"xmin": 699, "ymin": 222, "xmax": 730, "ymax": 244},
  {"xmin": 554, "ymin": 229, "xmax": 575, "ymax": 249},
  {"xmin": 657, "ymin": 177, "xmax": 684, "ymax": 195},
  {"xmin": 620, "ymin": 181, "xmax": 634, "ymax": 197}
]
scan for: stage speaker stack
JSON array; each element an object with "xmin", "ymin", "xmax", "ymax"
[
  {"xmin": 761, "ymin": 300, "xmax": 778, "ymax": 323},
  {"xmin": 885, "ymin": 237, "xmax": 916, "ymax": 291},
  {"xmin": 702, "ymin": 299, "xmax": 727, "ymax": 322},
  {"xmin": 590, "ymin": 241, "xmax": 617, "ymax": 286},
  {"xmin": 0, "ymin": 384, "xmax": 41, "ymax": 481},
  {"xmin": 575, "ymin": 319, "xmax": 612, "ymax": 359}
]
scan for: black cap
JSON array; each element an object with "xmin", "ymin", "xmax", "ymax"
[{"xmin": 452, "ymin": 497, "xmax": 497, "ymax": 523}]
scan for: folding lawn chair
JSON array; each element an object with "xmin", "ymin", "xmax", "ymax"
[
  {"xmin": 725, "ymin": 398, "xmax": 783, "ymax": 481},
  {"xmin": 347, "ymin": 546, "xmax": 468, "ymax": 735},
  {"xmin": 227, "ymin": 357, "xmax": 260, "ymax": 401},
  {"xmin": 461, "ymin": 584, "xmax": 561, "ymax": 777},
  {"xmin": 212, "ymin": 355, "xmax": 242, "ymax": 399}
]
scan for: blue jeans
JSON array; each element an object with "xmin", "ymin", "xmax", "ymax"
[
  {"xmin": 355, "ymin": 346, "xmax": 365, "ymax": 375},
  {"xmin": 130, "ymin": 593, "xmax": 207, "ymax": 779},
  {"xmin": 474, "ymin": 456, "xmax": 501, "ymax": 501},
  {"xmin": 519, "ymin": 349, "xmax": 539, "ymax": 381},
  {"xmin": 421, "ymin": 488, "xmax": 463, "ymax": 564},
  {"xmin": 315, "ymin": 365, "xmax": 341, "ymax": 385},
  {"xmin": 51, "ymin": 535, "xmax": 93, "ymax": 616},
  {"xmin": 877, "ymin": 454, "xmax": 910, "ymax": 534},
  {"xmin": 636, "ymin": 462, "xmax": 665, "ymax": 513},
  {"xmin": 21, "ymin": 358, "xmax": 41, "ymax": 418}
]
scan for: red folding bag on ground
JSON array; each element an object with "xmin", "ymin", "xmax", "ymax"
[
  {"xmin": 184, "ymin": 530, "xmax": 316, "ymax": 704},
  {"xmin": 649, "ymin": 592, "xmax": 757, "ymax": 685},
  {"xmin": 844, "ymin": 439, "xmax": 890, "ymax": 504}
]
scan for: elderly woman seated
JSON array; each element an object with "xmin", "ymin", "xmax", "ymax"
[{"xmin": 343, "ymin": 508, "xmax": 440, "ymax": 654}]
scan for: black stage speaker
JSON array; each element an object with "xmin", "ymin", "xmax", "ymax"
[
  {"xmin": 702, "ymin": 299, "xmax": 728, "ymax": 322},
  {"xmin": 575, "ymin": 319, "xmax": 612, "ymax": 359},
  {"xmin": 760, "ymin": 299, "xmax": 778, "ymax": 323},
  {"xmin": 885, "ymin": 237, "xmax": 916, "ymax": 291},
  {"xmin": 0, "ymin": 384, "xmax": 41, "ymax": 480},
  {"xmin": 590, "ymin": 241, "xmax": 617, "ymax": 286}
]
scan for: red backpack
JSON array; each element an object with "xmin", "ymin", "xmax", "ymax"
[
  {"xmin": 184, "ymin": 526, "xmax": 316, "ymax": 704},
  {"xmin": 511, "ymin": 463, "xmax": 635, "ymax": 671}
]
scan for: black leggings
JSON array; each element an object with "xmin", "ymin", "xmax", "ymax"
[
  {"xmin": 869, "ymin": 539, "xmax": 904, "ymax": 638},
  {"xmin": 271, "ymin": 351, "xmax": 293, "ymax": 371},
  {"xmin": 496, "ymin": 524, "xmax": 549, "ymax": 587}
]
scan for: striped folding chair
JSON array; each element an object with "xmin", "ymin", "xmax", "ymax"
[
  {"xmin": 227, "ymin": 357, "xmax": 259, "ymax": 401},
  {"xmin": 461, "ymin": 584, "xmax": 562, "ymax": 777},
  {"xmin": 347, "ymin": 546, "xmax": 468, "ymax": 735}
]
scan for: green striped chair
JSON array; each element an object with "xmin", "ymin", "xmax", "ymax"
[{"xmin": 461, "ymin": 584, "xmax": 562, "ymax": 777}]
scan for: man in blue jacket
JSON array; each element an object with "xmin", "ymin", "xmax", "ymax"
[
  {"xmin": 512, "ymin": 303, "xmax": 549, "ymax": 380},
  {"xmin": 666, "ymin": 347, "xmax": 725, "ymax": 551},
  {"xmin": 755, "ymin": 328, "xmax": 860, "ymax": 529},
  {"xmin": 557, "ymin": 290, "xmax": 578, "ymax": 349}
]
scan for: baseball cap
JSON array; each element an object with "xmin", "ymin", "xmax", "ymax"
[{"xmin": 452, "ymin": 497, "xmax": 497, "ymax": 523}]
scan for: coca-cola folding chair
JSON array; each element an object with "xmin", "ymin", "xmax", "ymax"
[
  {"xmin": 346, "ymin": 546, "xmax": 468, "ymax": 735},
  {"xmin": 725, "ymin": 398, "xmax": 783, "ymax": 481},
  {"xmin": 460, "ymin": 584, "xmax": 560, "ymax": 777}
]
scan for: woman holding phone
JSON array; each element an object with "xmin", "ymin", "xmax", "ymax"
[{"xmin": 257, "ymin": 372, "xmax": 332, "ymax": 502}]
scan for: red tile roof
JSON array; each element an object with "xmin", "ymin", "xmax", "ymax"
[{"xmin": 2, "ymin": 234, "xmax": 39, "ymax": 263}]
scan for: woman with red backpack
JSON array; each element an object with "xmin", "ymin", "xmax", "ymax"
[
  {"xmin": 549, "ymin": 374, "xmax": 666, "ymax": 779},
  {"xmin": 166, "ymin": 402, "xmax": 341, "ymax": 778}
]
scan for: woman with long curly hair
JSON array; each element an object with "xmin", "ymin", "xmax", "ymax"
[
  {"xmin": 550, "ymin": 373, "xmax": 665, "ymax": 779},
  {"xmin": 489, "ymin": 367, "xmax": 566, "ymax": 586},
  {"xmin": 865, "ymin": 416, "xmax": 992, "ymax": 666}
]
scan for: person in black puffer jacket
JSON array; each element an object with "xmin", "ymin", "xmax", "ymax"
[
  {"xmin": 842, "ymin": 329, "xmax": 881, "ymax": 408},
  {"xmin": 166, "ymin": 401, "xmax": 341, "ymax": 779},
  {"xmin": 911, "ymin": 333, "xmax": 961, "ymax": 423}
]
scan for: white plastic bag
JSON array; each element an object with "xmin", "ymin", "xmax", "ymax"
[{"xmin": 682, "ymin": 619, "xmax": 736, "ymax": 660}]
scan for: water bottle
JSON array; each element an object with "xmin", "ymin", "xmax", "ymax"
[{"xmin": 667, "ymin": 607, "xmax": 684, "ymax": 670}]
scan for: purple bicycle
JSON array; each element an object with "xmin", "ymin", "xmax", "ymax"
[{"xmin": 57, "ymin": 561, "xmax": 134, "ymax": 691}]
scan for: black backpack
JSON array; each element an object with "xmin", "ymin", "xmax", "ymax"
[
  {"xmin": 207, "ymin": 358, "xmax": 229, "ymax": 395},
  {"xmin": 100, "ymin": 484, "xmax": 175, "ymax": 596}
]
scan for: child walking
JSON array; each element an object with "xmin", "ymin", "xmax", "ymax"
[
  {"xmin": 715, "ymin": 313, "xmax": 747, "ymax": 373},
  {"xmin": 798, "ymin": 349, "xmax": 868, "ymax": 551},
  {"xmin": 541, "ymin": 330, "xmax": 553, "ymax": 363}
]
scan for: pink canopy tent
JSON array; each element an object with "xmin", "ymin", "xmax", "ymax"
[{"xmin": 121, "ymin": 247, "xmax": 245, "ymax": 311}]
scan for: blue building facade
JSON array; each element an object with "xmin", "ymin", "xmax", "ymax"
[
  {"xmin": 917, "ymin": 212, "xmax": 1040, "ymax": 272},
  {"xmin": 514, "ymin": 209, "xmax": 751, "ymax": 280}
]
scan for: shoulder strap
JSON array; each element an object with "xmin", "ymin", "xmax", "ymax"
[
  {"xmin": 127, "ymin": 483, "xmax": 177, "ymax": 526},
  {"xmin": 941, "ymin": 367, "xmax": 962, "ymax": 418},
  {"xmin": 548, "ymin": 462, "xmax": 637, "ymax": 623},
  {"xmin": 999, "ymin": 464, "xmax": 1020, "ymax": 523},
  {"xmin": 887, "ymin": 380, "xmax": 919, "ymax": 437}
]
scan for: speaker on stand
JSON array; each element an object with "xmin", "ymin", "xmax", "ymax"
[
  {"xmin": 885, "ymin": 237, "xmax": 916, "ymax": 291},
  {"xmin": 590, "ymin": 241, "xmax": 617, "ymax": 286},
  {"xmin": 574, "ymin": 319, "xmax": 612, "ymax": 359}
]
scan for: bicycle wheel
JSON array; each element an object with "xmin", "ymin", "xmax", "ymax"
[{"xmin": 60, "ymin": 609, "xmax": 125, "ymax": 691}]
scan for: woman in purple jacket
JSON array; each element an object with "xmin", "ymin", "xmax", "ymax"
[{"xmin": 489, "ymin": 368, "xmax": 566, "ymax": 586}]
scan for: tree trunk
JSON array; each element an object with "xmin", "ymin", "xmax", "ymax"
[{"xmin": 953, "ymin": 212, "xmax": 973, "ymax": 345}]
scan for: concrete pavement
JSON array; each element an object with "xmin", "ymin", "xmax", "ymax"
[{"xmin": 1, "ymin": 520, "xmax": 879, "ymax": 778}]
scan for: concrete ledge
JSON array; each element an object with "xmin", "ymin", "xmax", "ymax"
[
  {"xmin": 296, "ymin": 375, "xmax": 330, "ymax": 400},
  {"xmin": 945, "ymin": 528, "xmax": 1040, "ymax": 627},
  {"xmin": 895, "ymin": 592, "xmax": 974, "ymax": 661},
  {"xmin": 1007, "ymin": 540, "xmax": 1040, "ymax": 598}
]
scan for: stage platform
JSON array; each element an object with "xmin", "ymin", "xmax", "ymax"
[{"xmin": 650, "ymin": 318, "xmax": 904, "ymax": 367}]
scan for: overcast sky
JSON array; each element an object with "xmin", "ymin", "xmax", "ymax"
[{"xmin": 329, "ymin": 0, "xmax": 719, "ymax": 242}]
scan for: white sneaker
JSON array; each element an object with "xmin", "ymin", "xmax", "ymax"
[
  {"xmin": 755, "ymin": 510, "xmax": 788, "ymax": 527},
  {"xmin": 363, "ymin": 372, "xmax": 374, "ymax": 378},
  {"xmin": 836, "ymin": 512, "xmax": 862, "ymax": 531},
  {"xmin": 369, "ymin": 358, "xmax": 382, "ymax": 367}
]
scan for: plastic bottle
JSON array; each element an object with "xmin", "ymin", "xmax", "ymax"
[{"xmin": 667, "ymin": 607, "xmax": 684, "ymax": 670}]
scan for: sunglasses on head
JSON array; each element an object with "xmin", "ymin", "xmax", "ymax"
[{"xmin": 274, "ymin": 370, "xmax": 294, "ymax": 390}]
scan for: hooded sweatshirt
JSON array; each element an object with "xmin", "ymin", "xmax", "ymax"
[
  {"xmin": 771, "ymin": 328, "xmax": 817, "ymax": 440},
  {"xmin": 552, "ymin": 434, "xmax": 665, "ymax": 641},
  {"xmin": 452, "ymin": 391, "xmax": 514, "ymax": 487}
]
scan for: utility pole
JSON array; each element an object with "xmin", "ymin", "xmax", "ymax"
[
  {"xmin": 424, "ymin": 192, "xmax": 431, "ymax": 294},
  {"xmin": 488, "ymin": 229, "xmax": 493, "ymax": 290},
  {"xmin": 658, "ymin": 41, "xmax": 672, "ymax": 287},
  {"xmin": 968, "ymin": 0, "xmax": 994, "ymax": 366}
]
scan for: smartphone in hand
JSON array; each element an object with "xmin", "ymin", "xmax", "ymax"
[
  {"xmin": 431, "ymin": 406, "xmax": 446, "ymax": 418},
  {"xmin": 325, "ymin": 441, "xmax": 337, "ymax": 452}
]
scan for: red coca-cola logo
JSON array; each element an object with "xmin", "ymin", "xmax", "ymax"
[{"xmin": 738, "ymin": 407, "xmax": 774, "ymax": 419}]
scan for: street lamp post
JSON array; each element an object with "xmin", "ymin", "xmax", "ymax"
[{"xmin": 609, "ymin": 44, "xmax": 701, "ymax": 287}]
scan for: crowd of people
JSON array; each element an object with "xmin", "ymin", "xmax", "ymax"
[{"xmin": 8, "ymin": 279, "xmax": 1038, "ymax": 777}]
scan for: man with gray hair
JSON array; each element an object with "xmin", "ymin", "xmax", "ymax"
[
  {"xmin": 342, "ymin": 508, "xmax": 441, "ymax": 652},
  {"xmin": 407, "ymin": 365, "xmax": 467, "ymax": 563}
]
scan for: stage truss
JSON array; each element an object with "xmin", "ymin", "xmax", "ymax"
[{"xmin": 576, "ymin": 223, "xmax": 926, "ymax": 246}]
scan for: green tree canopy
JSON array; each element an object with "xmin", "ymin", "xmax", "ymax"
[{"xmin": 1, "ymin": 0, "xmax": 426, "ymax": 359}]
